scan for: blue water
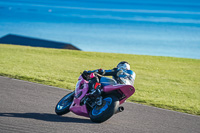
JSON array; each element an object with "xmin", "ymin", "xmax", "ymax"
[{"xmin": 0, "ymin": 0, "xmax": 200, "ymax": 59}]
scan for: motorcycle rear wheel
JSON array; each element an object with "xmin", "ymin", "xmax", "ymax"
[
  {"xmin": 89, "ymin": 95, "xmax": 119, "ymax": 123},
  {"xmin": 55, "ymin": 91, "xmax": 74, "ymax": 115}
]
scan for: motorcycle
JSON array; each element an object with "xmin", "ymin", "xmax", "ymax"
[{"xmin": 55, "ymin": 72, "xmax": 135, "ymax": 123}]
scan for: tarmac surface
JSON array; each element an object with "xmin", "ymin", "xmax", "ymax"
[{"xmin": 0, "ymin": 76, "xmax": 200, "ymax": 133}]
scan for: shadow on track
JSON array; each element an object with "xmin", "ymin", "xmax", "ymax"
[{"xmin": 0, "ymin": 113, "xmax": 94, "ymax": 124}]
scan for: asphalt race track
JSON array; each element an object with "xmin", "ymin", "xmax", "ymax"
[{"xmin": 0, "ymin": 76, "xmax": 200, "ymax": 133}]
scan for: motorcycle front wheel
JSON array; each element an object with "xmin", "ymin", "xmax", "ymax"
[
  {"xmin": 89, "ymin": 95, "xmax": 119, "ymax": 123},
  {"xmin": 55, "ymin": 91, "xmax": 74, "ymax": 115}
]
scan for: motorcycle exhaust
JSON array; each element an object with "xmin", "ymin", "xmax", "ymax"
[{"xmin": 116, "ymin": 106, "xmax": 124, "ymax": 114}]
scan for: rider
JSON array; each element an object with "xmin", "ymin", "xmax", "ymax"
[{"xmin": 82, "ymin": 61, "xmax": 136, "ymax": 97}]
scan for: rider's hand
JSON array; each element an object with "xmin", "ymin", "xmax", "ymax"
[{"xmin": 82, "ymin": 70, "xmax": 90, "ymax": 80}]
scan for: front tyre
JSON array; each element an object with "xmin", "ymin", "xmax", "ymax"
[
  {"xmin": 55, "ymin": 91, "xmax": 74, "ymax": 115},
  {"xmin": 89, "ymin": 95, "xmax": 119, "ymax": 123}
]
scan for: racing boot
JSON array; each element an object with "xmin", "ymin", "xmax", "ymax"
[{"xmin": 90, "ymin": 82, "xmax": 101, "ymax": 97}]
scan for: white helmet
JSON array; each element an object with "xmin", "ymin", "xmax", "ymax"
[{"xmin": 117, "ymin": 61, "xmax": 130, "ymax": 70}]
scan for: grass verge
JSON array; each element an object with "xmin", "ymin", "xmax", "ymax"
[{"xmin": 0, "ymin": 44, "xmax": 200, "ymax": 115}]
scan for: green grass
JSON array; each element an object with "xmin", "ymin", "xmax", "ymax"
[{"xmin": 0, "ymin": 44, "xmax": 200, "ymax": 115}]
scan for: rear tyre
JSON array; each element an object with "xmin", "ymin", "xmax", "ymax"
[
  {"xmin": 89, "ymin": 95, "xmax": 119, "ymax": 123},
  {"xmin": 55, "ymin": 91, "xmax": 74, "ymax": 115}
]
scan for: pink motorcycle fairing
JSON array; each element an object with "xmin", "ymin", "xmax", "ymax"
[
  {"xmin": 103, "ymin": 84, "xmax": 135, "ymax": 104},
  {"xmin": 69, "ymin": 75, "xmax": 90, "ymax": 117},
  {"xmin": 69, "ymin": 75, "xmax": 135, "ymax": 117}
]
